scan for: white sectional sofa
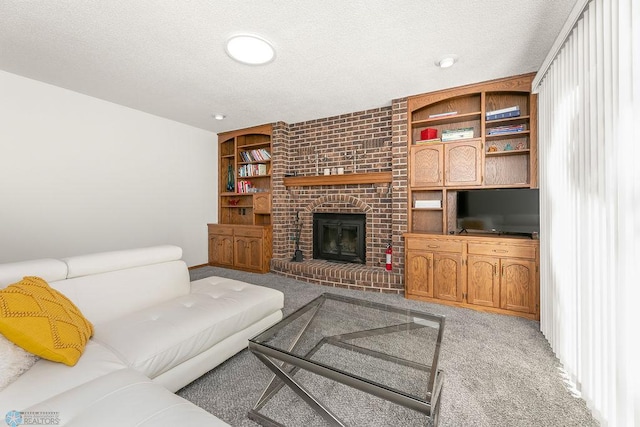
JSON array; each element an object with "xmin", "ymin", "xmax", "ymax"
[{"xmin": 0, "ymin": 245, "xmax": 284, "ymax": 426}]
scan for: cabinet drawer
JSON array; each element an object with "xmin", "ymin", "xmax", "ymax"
[
  {"xmin": 234, "ymin": 227, "xmax": 264, "ymax": 238},
  {"xmin": 208, "ymin": 225, "xmax": 233, "ymax": 236},
  {"xmin": 406, "ymin": 238, "xmax": 462, "ymax": 253},
  {"xmin": 467, "ymin": 243, "xmax": 535, "ymax": 259}
]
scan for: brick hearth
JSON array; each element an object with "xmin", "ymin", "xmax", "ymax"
[
  {"xmin": 269, "ymin": 101, "xmax": 408, "ymax": 293},
  {"xmin": 271, "ymin": 258, "xmax": 402, "ymax": 293}
]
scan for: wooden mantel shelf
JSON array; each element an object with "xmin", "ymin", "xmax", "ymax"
[{"xmin": 283, "ymin": 171, "xmax": 392, "ymax": 187}]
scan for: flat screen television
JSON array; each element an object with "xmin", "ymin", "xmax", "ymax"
[{"xmin": 456, "ymin": 188, "xmax": 540, "ymax": 236}]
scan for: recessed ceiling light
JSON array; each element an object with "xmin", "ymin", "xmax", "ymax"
[
  {"xmin": 213, "ymin": 114, "xmax": 226, "ymax": 120},
  {"xmin": 436, "ymin": 55, "xmax": 458, "ymax": 69},
  {"xmin": 225, "ymin": 35, "xmax": 275, "ymax": 65}
]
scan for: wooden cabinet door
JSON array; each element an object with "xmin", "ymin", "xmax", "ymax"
[
  {"xmin": 500, "ymin": 258, "xmax": 536, "ymax": 313},
  {"xmin": 410, "ymin": 145, "xmax": 443, "ymax": 187},
  {"xmin": 234, "ymin": 236, "xmax": 249, "ymax": 269},
  {"xmin": 444, "ymin": 140, "xmax": 482, "ymax": 186},
  {"xmin": 209, "ymin": 234, "xmax": 234, "ymax": 267},
  {"xmin": 433, "ymin": 252, "xmax": 463, "ymax": 302},
  {"xmin": 405, "ymin": 250, "xmax": 434, "ymax": 298},
  {"xmin": 234, "ymin": 236, "xmax": 264, "ymax": 272},
  {"xmin": 253, "ymin": 192, "xmax": 271, "ymax": 214},
  {"xmin": 245, "ymin": 237, "xmax": 264, "ymax": 271},
  {"xmin": 467, "ymin": 255, "xmax": 500, "ymax": 307}
]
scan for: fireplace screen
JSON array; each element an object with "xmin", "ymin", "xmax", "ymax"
[{"xmin": 313, "ymin": 213, "xmax": 366, "ymax": 264}]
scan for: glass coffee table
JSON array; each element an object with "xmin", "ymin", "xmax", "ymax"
[{"xmin": 248, "ymin": 293, "xmax": 445, "ymax": 426}]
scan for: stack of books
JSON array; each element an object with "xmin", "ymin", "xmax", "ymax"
[
  {"xmin": 237, "ymin": 180, "xmax": 252, "ymax": 193},
  {"xmin": 487, "ymin": 124, "xmax": 526, "ymax": 135},
  {"xmin": 239, "ymin": 148, "xmax": 271, "ymax": 162},
  {"xmin": 239, "ymin": 163, "xmax": 268, "ymax": 177},
  {"xmin": 486, "ymin": 106, "xmax": 521, "ymax": 121},
  {"xmin": 415, "ymin": 138, "xmax": 441, "ymax": 145},
  {"xmin": 442, "ymin": 127, "xmax": 474, "ymax": 142}
]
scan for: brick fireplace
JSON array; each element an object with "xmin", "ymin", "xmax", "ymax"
[{"xmin": 269, "ymin": 101, "xmax": 409, "ymax": 293}]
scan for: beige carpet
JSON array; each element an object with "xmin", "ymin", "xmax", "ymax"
[{"xmin": 178, "ymin": 266, "xmax": 598, "ymax": 427}]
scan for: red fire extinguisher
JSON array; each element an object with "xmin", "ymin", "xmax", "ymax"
[{"xmin": 385, "ymin": 243, "xmax": 393, "ymax": 271}]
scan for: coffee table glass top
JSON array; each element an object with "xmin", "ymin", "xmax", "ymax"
[{"xmin": 250, "ymin": 293, "xmax": 445, "ymax": 404}]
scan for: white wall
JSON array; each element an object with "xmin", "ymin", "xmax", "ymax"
[{"xmin": 0, "ymin": 71, "xmax": 218, "ymax": 266}]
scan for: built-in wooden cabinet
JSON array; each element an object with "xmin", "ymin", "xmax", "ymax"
[
  {"xmin": 466, "ymin": 241, "xmax": 537, "ymax": 314},
  {"xmin": 405, "ymin": 237, "xmax": 464, "ymax": 302},
  {"xmin": 407, "ymin": 73, "xmax": 537, "ymax": 234},
  {"xmin": 404, "ymin": 74, "xmax": 540, "ymax": 319},
  {"xmin": 209, "ymin": 228, "xmax": 234, "ymax": 268},
  {"xmin": 405, "ymin": 234, "xmax": 539, "ymax": 320},
  {"xmin": 410, "ymin": 139, "xmax": 483, "ymax": 188},
  {"xmin": 208, "ymin": 224, "xmax": 272, "ymax": 273},
  {"xmin": 209, "ymin": 124, "xmax": 273, "ymax": 273}
]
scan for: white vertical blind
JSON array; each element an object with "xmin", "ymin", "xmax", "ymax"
[{"xmin": 535, "ymin": 0, "xmax": 639, "ymax": 426}]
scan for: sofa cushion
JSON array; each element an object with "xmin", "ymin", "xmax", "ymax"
[
  {"xmin": 25, "ymin": 368, "xmax": 229, "ymax": 426},
  {"xmin": 93, "ymin": 277, "xmax": 284, "ymax": 379},
  {"xmin": 0, "ymin": 277, "xmax": 93, "ymax": 366},
  {"xmin": 51, "ymin": 261, "xmax": 190, "ymax": 325},
  {"xmin": 0, "ymin": 340, "xmax": 127, "ymax": 415},
  {"xmin": 63, "ymin": 245, "xmax": 183, "ymax": 278},
  {"xmin": 0, "ymin": 259, "xmax": 67, "ymax": 288}
]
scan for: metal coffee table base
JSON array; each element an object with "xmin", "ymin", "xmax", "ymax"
[{"xmin": 247, "ymin": 296, "xmax": 444, "ymax": 426}]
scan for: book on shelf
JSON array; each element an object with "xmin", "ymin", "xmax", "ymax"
[
  {"xmin": 487, "ymin": 124, "xmax": 526, "ymax": 135},
  {"xmin": 428, "ymin": 111, "xmax": 457, "ymax": 119},
  {"xmin": 415, "ymin": 200, "xmax": 442, "ymax": 209},
  {"xmin": 442, "ymin": 127, "xmax": 474, "ymax": 133},
  {"xmin": 486, "ymin": 110, "xmax": 521, "ymax": 121},
  {"xmin": 239, "ymin": 148, "xmax": 271, "ymax": 162},
  {"xmin": 415, "ymin": 138, "xmax": 442, "ymax": 145},
  {"xmin": 441, "ymin": 127, "xmax": 474, "ymax": 141},
  {"xmin": 237, "ymin": 180, "xmax": 252, "ymax": 193},
  {"xmin": 442, "ymin": 134, "xmax": 473, "ymax": 142},
  {"xmin": 238, "ymin": 163, "xmax": 269, "ymax": 177},
  {"xmin": 486, "ymin": 105, "xmax": 519, "ymax": 116},
  {"xmin": 486, "ymin": 106, "xmax": 521, "ymax": 121}
]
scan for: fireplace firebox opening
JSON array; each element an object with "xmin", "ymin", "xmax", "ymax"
[{"xmin": 312, "ymin": 213, "xmax": 366, "ymax": 264}]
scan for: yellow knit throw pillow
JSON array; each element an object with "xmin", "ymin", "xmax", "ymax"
[{"xmin": 0, "ymin": 276, "xmax": 93, "ymax": 366}]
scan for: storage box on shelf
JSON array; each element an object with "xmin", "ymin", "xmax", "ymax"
[
  {"xmin": 210, "ymin": 124, "xmax": 273, "ymax": 273},
  {"xmin": 404, "ymin": 73, "xmax": 540, "ymax": 319}
]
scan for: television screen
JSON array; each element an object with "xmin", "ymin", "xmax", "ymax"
[{"xmin": 456, "ymin": 189, "xmax": 540, "ymax": 236}]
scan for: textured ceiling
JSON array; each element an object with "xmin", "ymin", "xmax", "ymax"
[{"xmin": 0, "ymin": 1, "xmax": 576, "ymax": 133}]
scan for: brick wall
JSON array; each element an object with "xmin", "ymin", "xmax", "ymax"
[
  {"xmin": 270, "ymin": 104, "xmax": 408, "ymax": 293},
  {"xmin": 391, "ymin": 97, "xmax": 409, "ymax": 274}
]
